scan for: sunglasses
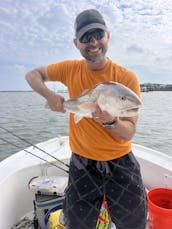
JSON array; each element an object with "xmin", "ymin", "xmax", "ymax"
[{"xmin": 79, "ymin": 29, "xmax": 106, "ymax": 43}]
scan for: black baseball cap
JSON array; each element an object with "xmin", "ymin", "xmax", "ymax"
[{"xmin": 75, "ymin": 9, "xmax": 108, "ymax": 40}]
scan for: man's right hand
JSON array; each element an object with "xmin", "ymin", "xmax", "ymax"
[
  {"xmin": 25, "ymin": 66, "xmax": 66, "ymax": 113},
  {"xmin": 46, "ymin": 92, "xmax": 66, "ymax": 113}
]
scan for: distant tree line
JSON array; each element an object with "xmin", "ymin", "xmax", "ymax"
[{"xmin": 140, "ymin": 83, "xmax": 172, "ymax": 92}]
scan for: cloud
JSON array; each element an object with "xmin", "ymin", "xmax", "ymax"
[
  {"xmin": 126, "ymin": 45, "xmax": 144, "ymax": 54},
  {"xmin": 15, "ymin": 64, "xmax": 27, "ymax": 74},
  {"xmin": 0, "ymin": 63, "xmax": 30, "ymax": 91},
  {"xmin": 0, "ymin": 0, "xmax": 172, "ymax": 90}
]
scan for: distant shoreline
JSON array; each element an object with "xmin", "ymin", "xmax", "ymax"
[
  {"xmin": 0, "ymin": 90, "xmax": 68, "ymax": 93},
  {"xmin": 140, "ymin": 83, "xmax": 172, "ymax": 92},
  {"xmin": 0, "ymin": 90, "xmax": 33, "ymax": 92},
  {"xmin": 0, "ymin": 83, "xmax": 172, "ymax": 92}
]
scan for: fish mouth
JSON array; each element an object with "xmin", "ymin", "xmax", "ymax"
[
  {"xmin": 127, "ymin": 107, "xmax": 140, "ymax": 112},
  {"xmin": 120, "ymin": 106, "xmax": 141, "ymax": 115}
]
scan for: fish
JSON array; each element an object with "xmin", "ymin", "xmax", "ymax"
[{"xmin": 63, "ymin": 82, "xmax": 142, "ymax": 123}]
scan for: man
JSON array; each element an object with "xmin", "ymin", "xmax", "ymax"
[{"xmin": 26, "ymin": 9, "xmax": 147, "ymax": 229}]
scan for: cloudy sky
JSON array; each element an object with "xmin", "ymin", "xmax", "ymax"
[{"xmin": 0, "ymin": 0, "xmax": 172, "ymax": 90}]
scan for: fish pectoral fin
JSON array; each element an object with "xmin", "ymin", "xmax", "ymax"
[
  {"xmin": 78, "ymin": 102, "xmax": 96, "ymax": 112},
  {"xmin": 74, "ymin": 114, "xmax": 83, "ymax": 123}
]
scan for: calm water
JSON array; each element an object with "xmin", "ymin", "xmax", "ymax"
[{"xmin": 0, "ymin": 91, "xmax": 172, "ymax": 161}]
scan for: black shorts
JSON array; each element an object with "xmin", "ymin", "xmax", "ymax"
[{"xmin": 63, "ymin": 152, "xmax": 147, "ymax": 229}]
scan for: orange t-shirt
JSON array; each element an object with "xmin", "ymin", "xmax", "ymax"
[{"xmin": 47, "ymin": 59, "xmax": 141, "ymax": 161}]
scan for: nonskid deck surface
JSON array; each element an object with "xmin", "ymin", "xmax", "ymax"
[{"xmin": 12, "ymin": 211, "xmax": 150, "ymax": 229}]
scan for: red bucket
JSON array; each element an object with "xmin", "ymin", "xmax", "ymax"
[{"xmin": 148, "ymin": 188, "xmax": 172, "ymax": 229}]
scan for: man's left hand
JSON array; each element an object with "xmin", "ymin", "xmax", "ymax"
[{"xmin": 92, "ymin": 105, "xmax": 116, "ymax": 124}]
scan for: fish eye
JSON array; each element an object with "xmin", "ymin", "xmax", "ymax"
[{"xmin": 121, "ymin": 96, "xmax": 126, "ymax": 101}]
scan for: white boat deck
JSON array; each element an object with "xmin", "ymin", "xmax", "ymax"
[{"xmin": 1, "ymin": 137, "xmax": 172, "ymax": 229}]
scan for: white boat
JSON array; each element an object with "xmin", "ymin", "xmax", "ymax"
[{"xmin": 0, "ymin": 136, "xmax": 172, "ymax": 229}]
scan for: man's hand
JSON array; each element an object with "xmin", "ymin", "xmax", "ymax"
[
  {"xmin": 92, "ymin": 105, "xmax": 116, "ymax": 124},
  {"xmin": 92, "ymin": 105, "xmax": 138, "ymax": 141},
  {"xmin": 25, "ymin": 66, "xmax": 66, "ymax": 113},
  {"xmin": 46, "ymin": 93, "xmax": 66, "ymax": 113}
]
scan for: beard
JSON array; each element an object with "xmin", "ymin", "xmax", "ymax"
[{"xmin": 80, "ymin": 44, "xmax": 108, "ymax": 63}]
